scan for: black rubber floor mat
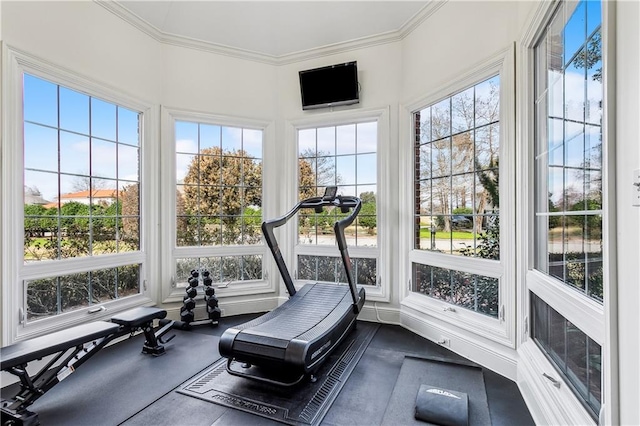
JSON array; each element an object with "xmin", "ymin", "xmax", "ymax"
[{"xmin": 178, "ymin": 321, "xmax": 379, "ymax": 426}]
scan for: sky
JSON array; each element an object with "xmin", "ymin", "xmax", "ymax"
[{"xmin": 23, "ymin": 74, "xmax": 140, "ymax": 203}]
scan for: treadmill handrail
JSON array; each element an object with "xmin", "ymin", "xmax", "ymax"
[{"xmin": 261, "ymin": 195, "xmax": 362, "ymax": 308}]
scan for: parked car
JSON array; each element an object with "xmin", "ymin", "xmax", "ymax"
[{"xmin": 451, "ymin": 215, "xmax": 472, "ymax": 228}]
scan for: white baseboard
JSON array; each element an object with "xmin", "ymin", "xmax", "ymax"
[
  {"xmin": 359, "ymin": 302, "xmax": 401, "ymax": 324},
  {"xmin": 163, "ymin": 296, "xmax": 283, "ymax": 321}
]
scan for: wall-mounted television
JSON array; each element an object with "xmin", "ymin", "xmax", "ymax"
[{"xmin": 299, "ymin": 61, "xmax": 359, "ymax": 110}]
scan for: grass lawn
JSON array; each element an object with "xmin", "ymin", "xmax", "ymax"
[{"xmin": 419, "ymin": 228, "xmax": 475, "ymax": 239}]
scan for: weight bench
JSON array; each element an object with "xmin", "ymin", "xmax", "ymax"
[{"xmin": 1, "ymin": 306, "xmax": 174, "ymax": 426}]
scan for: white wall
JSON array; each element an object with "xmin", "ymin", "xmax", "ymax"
[
  {"xmin": 1, "ymin": 1, "xmax": 162, "ymax": 104},
  {"xmin": 161, "ymin": 44, "xmax": 277, "ymax": 120},
  {"xmin": 397, "ymin": 0, "xmax": 537, "ymax": 378},
  {"xmin": 615, "ymin": 1, "xmax": 640, "ymax": 423},
  {"xmin": 277, "ymin": 43, "xmax": 402, "ymax": 119},
  {"xmin": 401, "ymin": 1, "xmax": 534, "ymax": 102},
  {"xmin": 277, "ymin": 43, "xmax": 403, "ymax": 306}
]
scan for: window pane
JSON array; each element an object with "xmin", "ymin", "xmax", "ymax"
[
  {"xmin": 23, "ymin": 74, "xmax": 142, "ymax": 265},
  {"xmin": 297, "ymin": 121, "xmax": 378, "ymax": 248},
  {"xmin": 531, "ymin": 293, "xmax": 601, "ymax": 417},
  {"xmin": 298, "ymin": 255, "xmax": 376, "ymax": 286},
  {"xmin": 26, "ymin": 264, "xmax": 140, "ymax": 322},
  {"xmin": 452, "ymin": 132, "xmax": 474, "ymax": 175},
  {"xmin": 60, "ymin": 131, "xmax": 90, "ymax": 176},
  {"xmin": 412, "ymin": 263, "xmax": 498, "ymax": 318},
  {"xmin": 24, "ymin": 123, "xmax": 58, "ymax": 173},
  {"xmin": 198, "ymin": 124, "xmax": 219, "ymax": 150},
  {"xmin": 243, "ymin": 128, "xmax": 263, "ymax": 158},
  {"xmin": 431, "ymin": 138, "xmax": 451, "ymax": 178},
  {"xmin": 475, "ymin": 76, "xmax": 500, "ymax": 127},
  {"xmin": 356, "ymin": 153, "xmax": 376, "ymax": 185},
  {"xmin": 337, "ymin": 155, "xmax": 356, "ymax": 185},
  {"xmin": 175, "ymin": 121, "xmax": 263, "ymax": 247},
  {"xmin": 118, "ymin": 144, "xmax": 139, "ymax": 181},
  {"xmin": 298, "ymin": 128, "xmax": 316, "ymax": 156},
  {"xmin": 534, "ymin": 0, "xmax": 603, "ymax": 303},
  {"xmin": 60, "ymin": 87, "xmax": 89, "ymax": 134},
  {"xmin": 222, "ymin": 127, "xmax": 242, "ymax": 152},
  {"xmin": 24, "ymin": 74, "xmax": 57, "ymax": 127},
  {"xmin": 357, "ymin": 122, "xmax": 377, "ymax": 154},
  {"xmin": 431, "ymin": 98, "xmax": 451, "ymax": 139},
  {"xmin": 91, "ymin": 98, "xmax": 117, "ymax": 141},
  {"xmin": 451, "ymin": 87, "xmax": 474, "ymax": 134},
  {"xmin": 91, "ymin": 139, "xmax": 117, "ymax": 179},
  {"xmin": 564, "ymin": 1, "xmax": 586, "ymax": 67},
  {"xmin": 176, "ymin": 121, "xmax": 199, "ymax": 153},
  {"xmin": 336, "ymin": 124, "xmax": 356, "ymax": 155},
  {"xmin": 418, "ymin": 107, "xmax": 432, "ymax": 143},
  {"xmin": 117, "ymin": 107, "xmax": 139, "ymax": 146},
  {"xmin": 317, "ymin": 127, "xmax": 336, "ymax": 155}
]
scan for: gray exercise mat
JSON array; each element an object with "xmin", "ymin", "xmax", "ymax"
[
  {"xmin": 25, "ymin": 329, "xmax": 220, "ymax": 426},
  {"xmin": 381, "ymin": 356, "xmax": 491, "ymax": 426}
]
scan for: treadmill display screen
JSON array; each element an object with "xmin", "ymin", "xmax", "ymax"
[{"xmin": 322, "ymin": 186, "xmax": 338, "ymax": 201}]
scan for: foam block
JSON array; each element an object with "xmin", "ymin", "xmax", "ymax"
[{"xmin": 414, "ymin": 384, "xmax": 469, "ymax": 426}]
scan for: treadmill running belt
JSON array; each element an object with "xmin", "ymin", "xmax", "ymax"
[{"xmin": 239, "ymin": 284, "xmax": 350, "ymax": 341}]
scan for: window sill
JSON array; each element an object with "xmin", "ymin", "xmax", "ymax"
[{"xmin": 401, "ymin": 292, "xmax": 512, "ymax": 347}]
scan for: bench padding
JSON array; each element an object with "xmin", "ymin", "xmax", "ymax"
[
  {"xmin": 110, "ymin": 306, "xmax": 166, "ymax": 328},
  {"xmin": 0, "ymin": 321, "xmax": 120, "ymax": 371}
]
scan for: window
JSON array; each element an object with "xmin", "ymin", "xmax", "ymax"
[
  {"xmin": 529, "ymin": 0, "xmax": 604, "ymax": 418},
  {"xmin": 534, "ymin": 0, "xmax": 603, "ymax": 303},
  {"xmin": 296, "ymin": 120, "xmax": 380, "ymax": 288},
  {"xmin": 410, "ymin": 75, "xmax": 502, "ymax": 319},
  {"xmin": 413, "ymin": 264, "xmax": 499, "ymax": 318},
  {"xmin": 531, "ymin": 293, "xmax": 601, "ymax": 417},
  {"xmin": 22, "ymin": 74, "xmax": 143, "ymax": 321},
  {"xmin": 166, "ymin": 112, "xmax": 268, "ymax": 293},
  {"xmin": 413, "ymin": 76, "xmax": 500, "ymax": 260},
  {"xmin": 2, "ymin": 48, "xmax": 156, "ymax": 337}
]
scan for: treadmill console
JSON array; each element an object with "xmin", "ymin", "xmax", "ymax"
[{"xmin": 322, "ymin": 186, "xmax": 338, "ymax": 201}]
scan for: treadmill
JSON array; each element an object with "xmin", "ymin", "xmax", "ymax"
[{"xmin": 219, "ymin": 186, "xmax": 366, "ymax": 386}]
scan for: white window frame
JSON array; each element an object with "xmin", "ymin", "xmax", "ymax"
[
  {"xmin": 1, "ymin": 45, "xmax": 159, "ymax": 344},
  {"xmin": 399, "ymin": 46, "xmax": 516, "ymax": 346},
  {"xmin": 516, "ymin": 1, "xmax": 615, "ymax": 424},
  {"xmin": 160, "ymin": 107, "xmax": 276, "ymax": 303},
  {"xmin": 286, "ymin": 107, "xmax": 391, "ymax": 302}
]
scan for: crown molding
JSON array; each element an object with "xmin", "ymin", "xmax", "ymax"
[
  {"xmin": 96, "ymin": 0, "xmax": 448, "ymax": 66},
  {"xmin": 399, "ymin": 0, "xmax": 447, "ymax": 39},
  {"xmin": 94, "ymin": 0, "xmax": 164, "ymax": 43}
]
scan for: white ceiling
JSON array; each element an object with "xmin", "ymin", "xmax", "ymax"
[{"xmin": 115, "ymin": 1, "xmax": 428, "ymax": 58}]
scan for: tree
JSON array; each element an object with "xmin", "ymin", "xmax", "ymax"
[
  {"xmin": 358, "ymin": 191, "xmax": 377, "ymax": 234},
  {"xmin": 72, "ymin": 175, "xmax": 108, "ymax": 192},
  {"xmin": 419, "ymin": 80, "xmax": 500, "ymax": 236},
  {"xmin": 572, "ymin": 31, "xmax": 602, "ymax": 82},
  {"xmin": 359, "ymin": 191, "xmax": 376, "ymax": 204},
  {"xmin": 182, "ymin": 147, "xmax": 262, "ymax": 245},
  {"xmin": 24, "ymin": 205, "xmax": 48, "ymax": 238},
  {"xmin": 120, "ymin": 183, "xmax": 139, "ymax": 245},
  {"xmin": 298, "ymin": 149, "xmax": 342, "ymax": 191},
  {"xmin": 298, "ymin": 158, "xmax": 317, "ymax": 200},
  {"xmin": 359, "ymin": 202, "xmax": 377, "ymax": 234}
]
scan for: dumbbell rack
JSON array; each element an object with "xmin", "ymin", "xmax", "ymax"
[{"xmin": 176, "ymin": 269, "xmax": 221, "ymax": 329}]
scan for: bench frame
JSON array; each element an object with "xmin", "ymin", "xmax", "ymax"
[{"xmin": 1, "ymin": 306, "xmax": 173, "ymax": 426}]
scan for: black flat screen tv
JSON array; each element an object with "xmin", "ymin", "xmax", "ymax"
[{"xmin": 299, "ymin": 61, "xmax": 359, "ymax": 110}]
